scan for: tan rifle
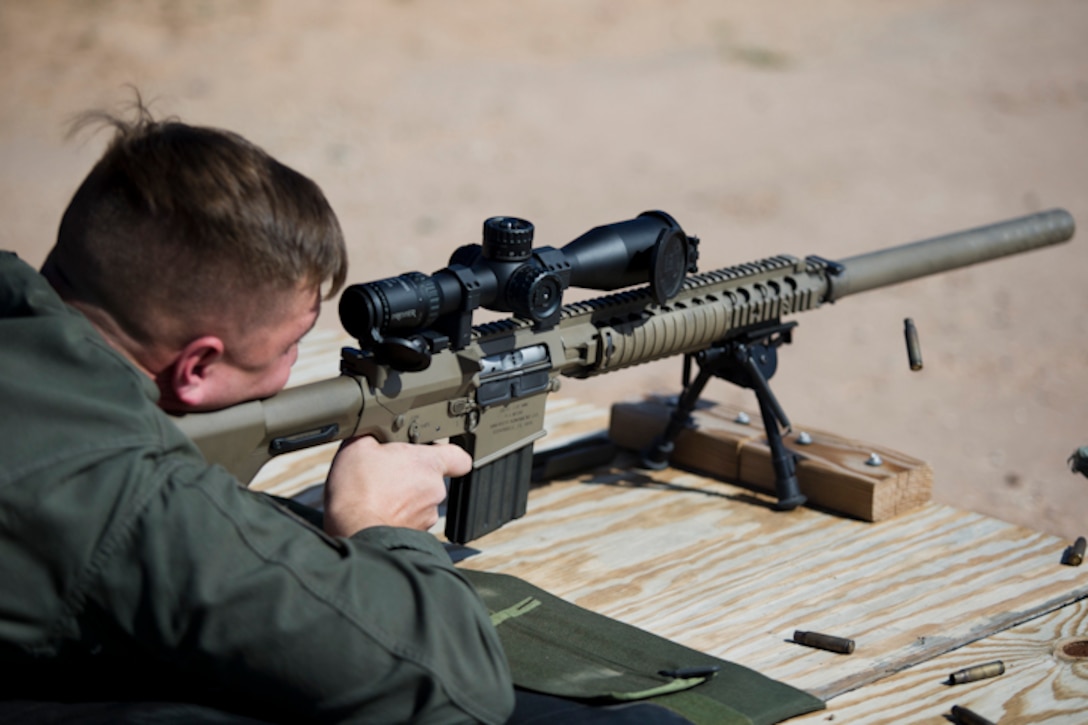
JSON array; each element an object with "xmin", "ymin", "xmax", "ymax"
[{"xmin": 174, "ymin": 209, "xmax": 1075, "ymax": 543}]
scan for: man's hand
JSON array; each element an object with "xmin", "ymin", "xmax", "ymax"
[{"xmin": 323, "ymin": 436, "xmax": 472, "ymax": 536}]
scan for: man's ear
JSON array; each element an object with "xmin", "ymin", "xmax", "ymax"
[{"xmin": 159, "ymin": 335, "xmax": 227, "ymax": 410}]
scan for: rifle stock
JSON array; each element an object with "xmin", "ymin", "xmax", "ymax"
[{"xmin": 174, "ymin": 208, "xmax": 1075, "ymax": 543}]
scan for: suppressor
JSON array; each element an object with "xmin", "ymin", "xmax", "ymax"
[{"xmin": 793, "ymin": 630, "xmax": 855, "ymax": 654}]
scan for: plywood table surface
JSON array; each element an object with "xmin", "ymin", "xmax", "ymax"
[
  {"xmin": 786, "ymin": 597, "xmax": 1088, "ymax": 724},
  {"xmin": 253, "ymin": 329, "xmax": 1088, "ymax": 723}
]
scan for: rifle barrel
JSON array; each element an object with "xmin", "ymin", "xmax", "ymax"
[{"xmin": 829, "ymin": 208, "xmax": 1075, "ymax": 301}]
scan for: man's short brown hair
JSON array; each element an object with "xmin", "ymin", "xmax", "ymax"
[{"xmin": 47, "ymin": 100, "xmax": 347, "ymax": 347}]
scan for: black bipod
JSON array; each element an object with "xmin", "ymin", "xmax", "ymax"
[{"xmin": 641, "ymin": 321, "xmax": 807, "ymax": 511}]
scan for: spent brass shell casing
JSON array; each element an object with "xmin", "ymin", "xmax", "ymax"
[
  {"xmin": 904, "ymin": 318, "xmax": 923, "ymax": 371},
  {"xmin": 1063, "ymin": 536, "xmax": 1086, "ymax": 566},
  {"xmin": 950, "ymin": 704, "xmax": 996, "ymax": 725},
  {"xmin": 793, "ymin": 630, "xmax": 855, "ymax": 654},
  {"xmin": 947, "ymin": 660, "xmax": 1005, "ymax": 685}
]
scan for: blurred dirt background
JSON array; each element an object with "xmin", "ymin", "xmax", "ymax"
[{"xmin": 2, "ymin": 1, "xmax": 1086, "ymax": 540}]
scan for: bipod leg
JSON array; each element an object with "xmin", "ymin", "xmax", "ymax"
[
  {"xmin": 640, "ymin": 332, "xmax": 806, "ymax": 512},
  {"xmin": 641, "ymin": 353, "xmax": 713, "ymax": 470},
  {"xmin": 700, "ymin": 330, "xmax": 802, "ymax": 511},
  {"xmin": 731, "ymin": 343, "xmax": 805, "ymax": 510},
  {"xmin": 754, "ymin": 389, "xmax": 806, "ymax": 511}
]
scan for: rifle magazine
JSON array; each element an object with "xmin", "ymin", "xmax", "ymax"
[{"xmin": 445, "ymin": 443, "xmax": 533, "ymax": 544}]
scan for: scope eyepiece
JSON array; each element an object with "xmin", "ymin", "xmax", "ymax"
[{"xmin": 340, "ymin": 273, "xmax": 434, "ymax": 346}]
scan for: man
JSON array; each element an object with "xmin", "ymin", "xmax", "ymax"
[{"xmin": 0, "ymin": 103, "xmax": 515, "ymax": 723}]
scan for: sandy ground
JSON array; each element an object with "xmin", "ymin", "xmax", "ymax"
[{"xmin": 2, "ymin": 0, "xmax": 1086, "ymax": 541}]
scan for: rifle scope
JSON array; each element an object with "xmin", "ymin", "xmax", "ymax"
[{"xmin": 339, "ymin": 211, "xmax": 698, "ymax": 370}]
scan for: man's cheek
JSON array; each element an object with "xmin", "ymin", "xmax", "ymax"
[{"xmin": 267, "ymin": 361, "xmax": 294, "ymax": 396}]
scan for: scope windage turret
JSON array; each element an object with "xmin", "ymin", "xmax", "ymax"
[{"xmin": 339, "ymin": 211, "xmax": 699, "ymax": 370}]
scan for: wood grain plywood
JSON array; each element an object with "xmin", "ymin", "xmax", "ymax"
[{"xmin": 787, "ymin": 598, "xmax": 1088, "ymax": 723}]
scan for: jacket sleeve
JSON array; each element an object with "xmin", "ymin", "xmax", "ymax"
[{"xmin": 82, "ymin": 454, "xmax": 515, "ymax": 725}]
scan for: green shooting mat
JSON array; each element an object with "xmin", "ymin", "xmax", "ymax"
[{"xmin": 463, "ymin": 569, "xmax": 824, "ymax": 725}]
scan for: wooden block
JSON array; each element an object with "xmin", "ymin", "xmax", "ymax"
[
  {"xmin": 609, "ymin": 397, "xmax": 932, "ymax": 522},
  {"xmin": 607, "ymin": 397, "xmax": 762, "ymax": 480}
]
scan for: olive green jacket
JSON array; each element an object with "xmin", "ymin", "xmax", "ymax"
[{"xmin": 0, "ymin": 252, "xmax": 514, "ymax": 724}]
